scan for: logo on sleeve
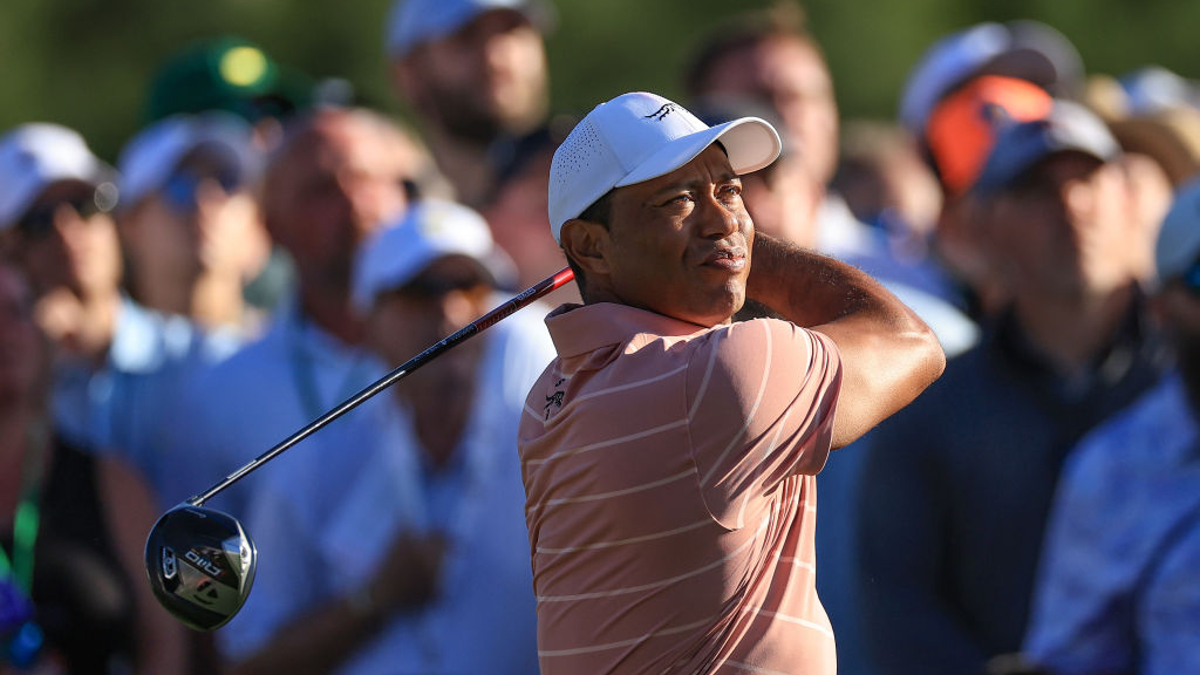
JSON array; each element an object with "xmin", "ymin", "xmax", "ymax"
[{"xmin": 544, "ymin": 378, "xmax": 567, "ymax": 420}]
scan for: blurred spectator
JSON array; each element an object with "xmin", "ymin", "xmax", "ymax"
[
  {"xmin": 833, "ymin": 120, "xmax": 953, "ymax": 301},
  {"xmin": 0, "ymin": 260, "xmax": 186, "ymax": 673},
  {"xmin": 116, "ymin": 112, "xmax": 267, "ymax": 331},
  {"xmin": 1019, "ymin": 179, "xmax": 1200, "ymax": 675},
  {"xmin": 899, "ymin": 20, "xmax": 1082, "ymax": 317},
  {"xmin": 222, "ymin": 199, "xmax": 551, "ymax": 675},
  {"xmin": 1117, "ymin": 65, "xmax": 1200, "ymax": 117},
  {"xmin": 385, "ymin": 0, "xmax": 553, "ymax": 207},
  {"xmin": 1083, "ymin": 74, "xmax": 1200, "ymax": 285},
  {"xmin": 481, "ymin": 117, "xmax": 577, "ymax": 296},
  {"xmin": 159, "ymin": 108, "xmax": 410, "ymax": 515},
  {"xmin": 684, "ymin": 1, "xmax": 873, "ymax": 259},
  {"xmin": 143, "ymin": 36, "xmax": 315, "ymax": 130},
  {"xmin": 855, "ymin": 101, "xmax": 1169, "ymax": 675},
  {"xmin": 0, "ymin": 124, "xmax": 128, "ymax": 449},
  {"xmin": 98, "ymin": 112, "xmax": 268, "ymax": 506},
  {"xmin": 142, "ymin": 35, "xmax": 316, "ymax": 316}
]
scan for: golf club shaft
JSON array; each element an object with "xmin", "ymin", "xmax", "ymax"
[{"xmin": 188, "ymin": 267, "xmax": 575, "ymax": 507}]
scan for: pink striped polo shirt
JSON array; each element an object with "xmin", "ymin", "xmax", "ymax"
[{"xmin": 519, "ymin": 301, "xmax": 843, "ymax": 675}]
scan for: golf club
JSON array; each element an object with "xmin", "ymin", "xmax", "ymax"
[{"xmin": 145, "ymin": 267, "xmax": 575, "ymax": 631}]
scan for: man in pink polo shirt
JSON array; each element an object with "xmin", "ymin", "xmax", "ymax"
[{"xmin": 518, "ymin": 91, "xmax": 946, "ymax": 674}]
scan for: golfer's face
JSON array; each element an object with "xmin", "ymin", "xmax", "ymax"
[{"xmin": 606, "ymin": 145, "xmax": 753, "ymax": 327}]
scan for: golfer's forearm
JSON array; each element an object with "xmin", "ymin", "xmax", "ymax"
[
  {"xmin": 747, "ymin": 233, "xmax": 945, "ymax": 448},
  {"xmin": 746, "ymin": 233, "xmax": 912, "ymax": 331}
]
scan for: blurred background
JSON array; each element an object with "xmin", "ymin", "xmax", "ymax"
[{"xmin": 2, "ymin": 0, "xmax": 1195, "ymax": 161}]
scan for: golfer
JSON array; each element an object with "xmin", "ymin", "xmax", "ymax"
[{"xmin": 519, "ymin": 92, "xmax": 945, "ymax": 674}]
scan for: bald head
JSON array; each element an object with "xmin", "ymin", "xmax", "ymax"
[{"xmin": 261, "ymin": 108, "xmax": 412, "ymax": 290}]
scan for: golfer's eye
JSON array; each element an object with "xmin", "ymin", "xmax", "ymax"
[
  {"xmin": 718, "ymin": 183, "xmax": 743, "ymax": 201},
  {"xmin": 663, "ymin": 193, "xmax": 694, "ymax": 207}
]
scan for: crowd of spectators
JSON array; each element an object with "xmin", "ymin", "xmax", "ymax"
[{"xmin": 2, "ymin": 0, "xmax": 1200, "ymax": 673}]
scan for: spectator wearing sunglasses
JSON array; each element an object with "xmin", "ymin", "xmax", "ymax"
[
  {"xmin": 0, "ymin": 123, "xmax": 127, "ymax": 451},
  {"xmin": 1015, "ymin": 178, "xmax": 1200, "ymax": 675},
  {"xmin": 96, "ymin": 112, "xmax": 268, "ymax": 506},
  {"xmin": 115, "ymin": 111, "xmax": 268, "ymax": 332}
]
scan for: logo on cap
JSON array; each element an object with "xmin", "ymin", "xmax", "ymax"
[{"xmin": 644, "ymin": 103, "xmax": 678, "ymax": 121}]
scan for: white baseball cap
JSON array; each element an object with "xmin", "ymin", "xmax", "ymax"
[
  {"xmin": 385, "ymin": 0, "xmax": 554, "ymax": 59},
  {"xmin": 1155, "ymin": 177, "xmax": 1200, "ymax": 287},
  {"xmin": 547, "ymin": 91, "xmax": 781, "ymax": 243},
  {"xmin": 118, "ymin": 112, "xmax": 261, "ymax": 209},
  {"xmin": 0, "ymin": 123, "xmax": 115, "ymax": 230},
  {"xmin": 352, "ymin": 199, "xmax": 514, "ymax": 314}
]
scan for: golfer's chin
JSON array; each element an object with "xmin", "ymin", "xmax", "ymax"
[{"xmin": 670, "ymin": 287, "xmax": 746, "ymax": 328}]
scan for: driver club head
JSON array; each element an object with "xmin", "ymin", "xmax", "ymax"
[{"xmin": 145, "ymin": 504, "xmax": 257, "ymax": 631}]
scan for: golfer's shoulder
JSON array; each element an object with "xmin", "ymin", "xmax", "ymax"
[{"xmin": 692, "ymin": 317, "xmax": 832, "ymax": 373}]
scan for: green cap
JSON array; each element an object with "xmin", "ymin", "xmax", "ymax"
[{"xmin": 144, "ymin": 36, "xmax": 314, "ymax": 124}]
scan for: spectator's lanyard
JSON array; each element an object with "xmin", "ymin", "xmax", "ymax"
[
  {"xmin": 1, "ymin": 436, "xmax": 45, "ymax": 595},
  {"xmin": 288, "ymin": 313, "xmax": 369, "ymax": 422}
]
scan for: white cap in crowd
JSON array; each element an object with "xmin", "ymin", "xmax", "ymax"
[
  {"xmin": 0, "ymin": 123, "xmax": 116, "ymax": 230},
  {"xmin": 1155, "ymin": 178, "xmax": 1200, "ymax": 287},
  {"xmin": 547, "ymin": 91, "xmax": 781, "ymax": 243},
  {"xmin": 117, "ymin": 111, "xmax": 261, "ymax": 209},
  {"xmin": 352, "ymin": 199, "xmax": 513, "ymax": 313},
  {"xmin": 385, "ymin": 0, "xmax": 554, "ymax": 58}
]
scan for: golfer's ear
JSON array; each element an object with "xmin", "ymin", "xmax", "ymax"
[{"xmin": 560, "ymin": 218, "xmax": 613, "ymax": 276}]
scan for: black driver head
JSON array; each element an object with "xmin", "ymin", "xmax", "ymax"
[{"xmin": 144, "ymin": 504, "xmax": 257, "ymax": 631}]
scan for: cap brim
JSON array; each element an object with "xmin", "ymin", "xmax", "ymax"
[{"xmin": 615, "ymin": 117, "xmax": 781, "ymax": 188}]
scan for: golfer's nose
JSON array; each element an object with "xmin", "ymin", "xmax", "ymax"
[{"xmin": 697, "ymin": 188, "xmax": 743, "ymax": 240}]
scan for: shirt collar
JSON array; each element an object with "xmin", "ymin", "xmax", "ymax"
[{"xmin": 545, "ymin": 302, "xmax": 711, "ymax": 358}]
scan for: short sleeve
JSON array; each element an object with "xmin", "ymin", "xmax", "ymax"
[{"xmin": 684, "ymin": 319, "xmax": 841, "ymax": 529}]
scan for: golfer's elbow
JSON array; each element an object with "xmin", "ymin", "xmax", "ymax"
[{"xmin": 899, "ymin": 316, "xmax": 946, "ymax": 394}]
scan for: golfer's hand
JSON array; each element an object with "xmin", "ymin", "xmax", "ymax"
[{"xmin": 368, "ymin": 532, "xmax": 447, "ymax": 613}]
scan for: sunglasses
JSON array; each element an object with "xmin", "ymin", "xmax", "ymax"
[
  {"xmin": 161, "ymin": 168, "xmax": 242, "ymax": 214},
  {"xmin": 15, "ymin": 183, "xmax": 117, "ymax": 239}
]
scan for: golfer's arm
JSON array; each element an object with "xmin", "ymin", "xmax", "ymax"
[{"xmin": 746, "ymin": 233, "xmax": 945, "ymax": 448}]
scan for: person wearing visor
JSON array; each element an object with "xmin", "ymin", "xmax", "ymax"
[
  {"xmin": 856, "ymin": 101, "xmax": 1169, "ymax": 675},
  {"xmin": 116, "ymin": 111, "xmax": 267, "ymax": 333},
  {"xmin": 220, "ymin": 200, "xmax": 551, "ymax": 675},
  {"xmin": 96, "ymin": 112, "xmax": 267, "ymax": 507},
  {"xmin": 519, "ymin": 92, "xmax": 944, "ymax": 674}
]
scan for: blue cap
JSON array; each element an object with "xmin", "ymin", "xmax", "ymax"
[
  {"xmin": 385, "ymin": 0, "xmax": 554, "ymax": 59},
  {"xmin": 973, "ymin": 100, "xmax": 1119, "ymax": 195}
]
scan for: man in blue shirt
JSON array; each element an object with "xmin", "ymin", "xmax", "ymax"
[
  {"xmin": 220, "ymin": 199, "xmax": 553, "ymax": 674},
  {"xmin": 158, "ymin": 108, "xmax": 413, "ymax": 514},
  {"xmin": 1021, "ymin": 178, "xmax": 1200, "ymax": 675},
  {"xmin": 854, "ymin": 101, "xmax": 1170, "ymax": 675}
]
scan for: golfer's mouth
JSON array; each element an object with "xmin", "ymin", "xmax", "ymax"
[{"xmin": 702, "ymin": 246, "xmax": 747, "ymax": 272}]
